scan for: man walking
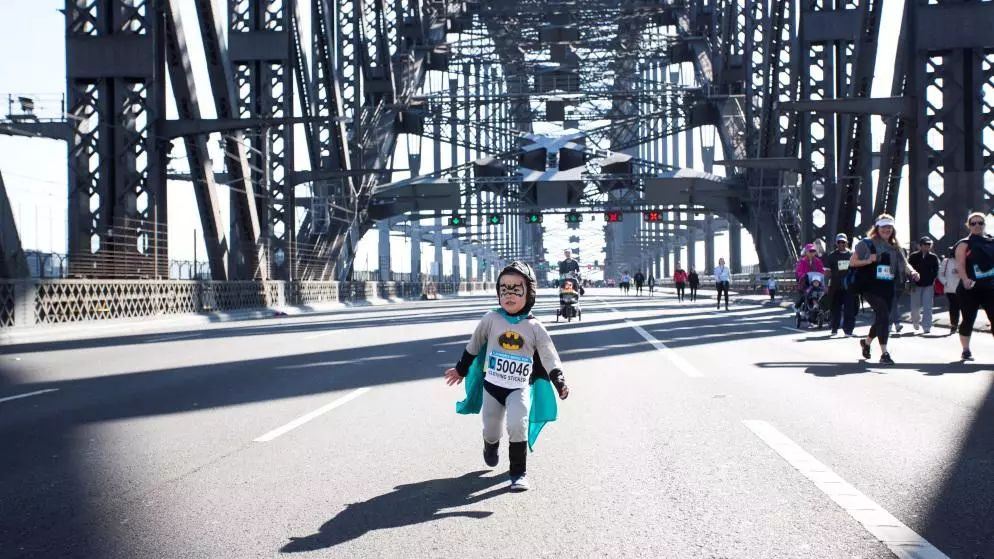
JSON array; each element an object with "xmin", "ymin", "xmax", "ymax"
[
  {"xmin": 823, "ymin": 233, "xmax": 855, "ymax": 336},
  {"xmin": 907, "ymin": 236, "xmax": 940, "ymax": 334}
]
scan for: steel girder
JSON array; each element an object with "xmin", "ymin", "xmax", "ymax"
[
  {"xmin": 66, "ymin": 1, "xmax": 169, "ymax": 279},
  {"xmin": 906, "ymin": 0, "xmax": 994, "ymax": 250},
  {"xmin": 0, "ymin": 170, "xmax": 29, "ymax": 278},
  {"xmin": 164, "ymin": 2, "xmax": 230, "ymax": 281},
  {"xmin": 799, "ymin": 0, "xmax": 864, "ymax": 246},
  {"xmin": 192, "ymin": 0, "xmax": 266, "ymax": 281},
  {"xmin": 226, "ymin": 0, "xmax": 296, "ymax": 281}
]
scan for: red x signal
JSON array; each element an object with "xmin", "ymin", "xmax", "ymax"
[{"xmin": 604, "ymin": 211, "xmax": 623, "ymax": 223}]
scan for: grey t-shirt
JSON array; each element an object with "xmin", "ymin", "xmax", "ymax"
[
  {"xmin": 854, "ymin": 238, "xmax": 909, "ymax": 281},
  {"xmin": 465, "ymin": 311, "xmax": 563, "ymax": 390}
]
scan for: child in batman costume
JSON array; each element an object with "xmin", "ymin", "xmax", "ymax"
[{"xmin": 444, "ymin": 261, "xmax": 569, "ymax": 492}]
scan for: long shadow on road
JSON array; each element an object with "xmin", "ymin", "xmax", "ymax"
[
  {"xmin": 754, "ymin": 360, "xmax": 992, "ymax": 377},
  {"xmin": 756, "ymin": 359, "xmax": 994, "ymax": 558},
  {"xmin": 922, "ymin": 379, "xmax": 994, "ymax": 558},
  {"xmin": 280, "ymin": 470, "xmax": 506, "ymax": 553}
]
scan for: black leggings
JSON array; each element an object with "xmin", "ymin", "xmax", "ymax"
[
  {"xmin": 675, "ymin": 282, "xmax": 686, "ymax": 301},
  {"xmin": 689, "ymin": 285, "xmax": 698, "ymax": 301},
  {"xmin": 863, "ymin": 291, "xmax": 892, "ymax": 346},
  {"xmin": 947, "ymin": 292, "xmax": 961, "ymax": 326},
  {"xmin": 958, "ymin": 288, "xmax": 994, "ymax": 338},
  {"xmin": 716, "ymin": 281, "xmax": 730, "ymax": 309}
]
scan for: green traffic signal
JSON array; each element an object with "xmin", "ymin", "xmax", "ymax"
[
  {"xmin": 564, "ymin": 212, "xmax": 583, "ymax": 223},
  {"xmin": 525, "ymin": 213, "xmax": 543, "ymax": 223},
  {"xmin": 448, "ymin": 214, "xmax": 467, "ymax": 226},
  {"xmin": 487, "ymin": 214, "xmax": 504, "ymax": 225}
]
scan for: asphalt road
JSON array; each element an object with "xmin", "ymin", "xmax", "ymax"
[{"xmin": 1, "ymin": 288, "xmax": 991, "ymax": 558}]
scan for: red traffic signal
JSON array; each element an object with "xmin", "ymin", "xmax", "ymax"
[
  {"xmin": 604, "ymin": 211, "xmax": 623, "ymax": 223},
  {"xmin": 643, "ymin": 210, "xmax": 663, "ymax": 222}
]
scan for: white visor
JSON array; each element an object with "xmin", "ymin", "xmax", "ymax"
[{"xmin": 875, "ymin": 218, "xmax": 895, "ymax": 228}]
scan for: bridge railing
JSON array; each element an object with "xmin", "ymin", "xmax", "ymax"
[
  {"xmin": 657, "ymin": 271, "xmax": 798, "ymax": 294},
  {"xmin": 0, "ymin": 279, "xmax": 495, "ymax": 330}
]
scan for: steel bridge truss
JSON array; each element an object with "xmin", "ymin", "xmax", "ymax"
[{"xmin": 2, "ymin": 0, "xmax": 992, "ymax": 280}]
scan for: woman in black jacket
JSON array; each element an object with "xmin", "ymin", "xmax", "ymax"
[{"xmin": 687, "ymin": 269, "xmax": 700, "ymax": 302}]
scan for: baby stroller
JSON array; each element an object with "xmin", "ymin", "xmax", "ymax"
[
  {"xmin": 795, "ymin": 271, "xmax": 828, "ymax": 328},
  {"xmin": 556, "ymin": 275, "xmax": 583, "ymax": 322}
]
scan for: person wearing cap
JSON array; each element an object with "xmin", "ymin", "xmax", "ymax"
[
  {"xmin": 848, "ymin": 214, "xmax": 920, "ymax": 364},
  {"xmin": 794, "ymin": 243, "xmax": 825, "ymax": 309},
  {"xmin": 908, "ymin": 236, "xmax": 940, "ymax": 334},
  {"xmin": 823, "ymin": 233, "xmax": 856, "ymax": 336}
]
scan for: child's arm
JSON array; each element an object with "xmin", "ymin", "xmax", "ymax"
[
  {"xmin": 444, "ymin": 312, "xmax": 492, "ymax": 385},
  {"xmin": 533, "ymin": 321, "xmax": 569, "ymax": 399}
]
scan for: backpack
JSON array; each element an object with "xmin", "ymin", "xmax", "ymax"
[{"xmin": 842, "ymin": 240, "xmax": 875, "ymax": 292}]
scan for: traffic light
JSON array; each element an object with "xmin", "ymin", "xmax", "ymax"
[
  {"xmin": 525, "ymin": 212, "xmax": 543, "ymax": 223},
  {"xmin": 487, "ymin": 214, "xmax": 504, "ymax": 225},
  {"xmin": 448, "ymin": 214, "xmax": 468, "ymax": 226},
  {"xmin": 643, "ymin": 210, "xmax": 663, "ymax": 222},
  {"xmin": 604, "ymin": 211, "xmax": 623, "ymax": 222},
  {"xmin": 565, "ymin": 211, "xmax": 583, "ymax": 223}
]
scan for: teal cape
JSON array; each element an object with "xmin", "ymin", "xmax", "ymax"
[{"xmin": 455, "ymin": 308, "xmax": 558, "ymax": 451}]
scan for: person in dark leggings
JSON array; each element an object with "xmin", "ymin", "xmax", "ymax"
[
  {"xmin": 938, "ymin": 246, "xmax": 961, "ymax": 332},
  {"xmin": 954, "ymin": 212, "xmax": 994, "ymax": 360},
  {"xmin": 850, "ymin": 214, "xmax": 920, "ymax": 364},
  {"xmin": 714, "ymin": 258, "xmax": 731, "ymax": 311},
  {"xmin": 674, "ymin": 267, "xmax": 688, "ymax": 302},
  {"xmin": 688, "ymin": 269, "xmax": 700, "ymax": 301}
]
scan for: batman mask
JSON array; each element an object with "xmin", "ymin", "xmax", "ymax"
[{"xmin": 497, "ymin": 261, "xmax": 537, "ymax": 315}]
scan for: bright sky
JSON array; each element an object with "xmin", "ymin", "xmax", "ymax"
[{"xmin": 0, "ymin": 0, "xmax": 907, "ymax": 278}]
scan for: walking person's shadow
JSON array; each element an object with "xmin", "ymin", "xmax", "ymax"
[{"xmin": 281, "ymin": 470, "xmax": 507, "ymax": 553}]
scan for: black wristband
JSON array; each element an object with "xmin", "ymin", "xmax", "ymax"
[{"xmin": 455, "ymin": 350, "xmax": 476, "ymax": 377}]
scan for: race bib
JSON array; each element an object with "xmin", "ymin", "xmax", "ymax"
[
  {"xmin": 974, "ymin": 264, "xmax": 994, "ymax": 279},
  {"xmin": 837, "ymin": 260, "xmax": 850, "ymax": 271},
  {"xmin": 486, "ymin": 350, "xmax": 533, "ymax": 389},
  {"xmin": 875, "ymin": 265, "xmax": 894, "ymax": 281}
]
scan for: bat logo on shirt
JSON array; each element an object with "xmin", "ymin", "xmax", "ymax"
[{"xmin": 498, "ymin": 330, "xmax": 524, "ymax": 350}]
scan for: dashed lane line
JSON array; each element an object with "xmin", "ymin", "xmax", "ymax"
[
  {"xmin": 599, "ymin": 299, "xmax": 704, "ymax": 378},
  {"xmin": 743, "ymin": 420, "xmax": 949, "ymax": 559},
  {"xmin": 0, "ymin": 388, "xmax": 59, "ymax": 404},
  {"xmin": 254, "ymin": 387, "xmax": 372, "ymax": 442}
]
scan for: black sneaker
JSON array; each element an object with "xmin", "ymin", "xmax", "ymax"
[
  {"xmin": 860, "ymin": 339, "xmax": 871, "ymax": 359},
  {"xmin": 880, "ymin": 352, "xmax": 894, "ymax": 365},
  {"xmin": 483, "ymin": 440, "xmax": 499, "ymax": 467},
  {"xmin": 962, "ymin": 349, "xmax": 973, "ymax": 361}
]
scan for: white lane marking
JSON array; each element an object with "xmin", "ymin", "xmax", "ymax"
[
  {"xmin": 781, "ymin": 326, "xmax": 808, "ymax": 333},
  {"xmin": 743, "ymin": 420, "xmax": 949, "ymax": 559},
  {"xmin": 0, "ymin": 388, "xmax": 59, "ymax": 404},
  {"xmin": 600, "ymin": 301, "xmax": 703, "ymax": 378},
  {"xmin": 254, "ymin": 387, "xmax": 371, "ymax": 442}
]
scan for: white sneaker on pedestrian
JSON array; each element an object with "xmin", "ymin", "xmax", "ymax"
[{"xmin": 510, "ymin": 475, "xmax": 530, "ymax": 492}]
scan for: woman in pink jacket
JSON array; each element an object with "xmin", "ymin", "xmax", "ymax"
[
  {"xmin": 795, "ymin": 243, "xmax": 825, "ymax": 306},
  {"xmin": 673, "ymin": 267, "xmax": 688, "ymax": 302}
]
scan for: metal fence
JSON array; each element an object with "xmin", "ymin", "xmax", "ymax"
[
  {"xmin": 658, "ymin": 271, "xmax": 798, "ymax": 294},
  {"xmin": 0, "ymin": 279, "xmax": 494, "ymax": 330}
]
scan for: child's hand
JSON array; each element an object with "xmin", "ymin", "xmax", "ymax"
[{"xmin": 444, "ymin": 368, "xmax": 463, "ymax": 386}]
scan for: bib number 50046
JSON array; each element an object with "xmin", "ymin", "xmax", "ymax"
[{"xmin": 488, "ymin": 351, "xmax": 532, "ymax": 377}]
